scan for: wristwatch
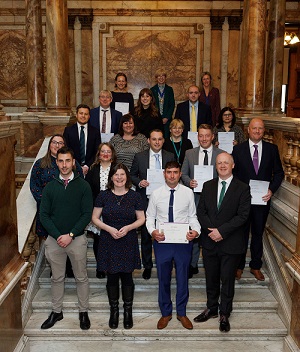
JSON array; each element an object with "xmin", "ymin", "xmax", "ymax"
[{"xmin": 69, "ymin": 232, "xmax": 75, "ymax": 240}]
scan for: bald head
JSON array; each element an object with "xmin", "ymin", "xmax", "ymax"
[
  {"xmin": 248, "ymin": 118, "xmax": 265, "ymax": 144},
  {"xmin": 216, "ymin": 152, "xmax": 235, "ymax": 180}
]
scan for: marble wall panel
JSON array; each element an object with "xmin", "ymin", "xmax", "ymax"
[
  {"xmin": 105, "ymin": 28, "xmax": 198, "ymax": 101},
  {"xmin": 81, "ymin": 29, "xmax": 93, "ymax": 107},
  {"xmin": 0, "ymin": 30, "xmax": 26, "ymax": 100}
]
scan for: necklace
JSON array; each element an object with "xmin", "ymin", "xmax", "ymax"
[{"xmin": 113, "ymin": 191, "xmax": 126, "ymax": 205}]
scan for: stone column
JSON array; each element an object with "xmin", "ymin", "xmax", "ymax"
[
  {"xmin": 264, "ymin": 0, "xmax": 286, "ymax": 114},
  {"xmin": 227, "ymin": 16, "xmax": 242, "ymax": 108},
  {"xmin": 45, "ymin": 0, "xmax": 70, "ymax": 114},
  {"xmin": 239, "ymin": 0, "xmax": 267, "ymax": 113},
  {"xmin": 25, "ymin": 0, "xmax": 45, "ymax": 112},
  {"xmin": 210, "ymin": 15, "xmax": 225, "ymax": 90}
]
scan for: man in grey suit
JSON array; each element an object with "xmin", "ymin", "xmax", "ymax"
[
  {"xmin": 130, "ymin": 129, "xmax": 175, "ymax": 280},
  {"xmin": 181, "ymin": 124, "xmax": 224, "ymax": 277}
]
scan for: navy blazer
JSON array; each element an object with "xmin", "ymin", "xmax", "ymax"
[
  {"xmin": 63, "ymin": 123, "xmax": 101, "ymax": 167},
  {"xmin": 130, "ymin": 149, "xmax": 175, "ymax": 209},
  {"xmin": 198, "ymin": 177, "xmax": 251, "ymax": 254},
  {"xmin": 175, "ymin": 100, "xmax": 212, "ymax": 138},
  {"xmin": 232, "ymin": 140, "xmax": 284, "ymax": 195},
  {"xmin": 89, "ymin": 107, "xmax": 122, "ymax": 134}
]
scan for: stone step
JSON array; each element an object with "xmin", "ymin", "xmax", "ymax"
[
  {"xmin": 25, "ymin": 311, "xmax": 287, "ymax": 341},
  {"xmin": 38, "ymin": 267, "xmax": 270, "ymax": 289},
  {"xmin": 32, "ymin": 285, "xmax": 277, "ymax": 313}
]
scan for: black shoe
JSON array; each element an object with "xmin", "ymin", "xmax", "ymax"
[
  {"xmin": 219, "ymin": 315, "xmax": 230, "ymax": 332},
  {"xmin": 189, "ymin": 265, "xmax": 199, "ymax": 279},
  {"xmin": 96, "ymin": 270, "xmax": 106, "ymax": 279},
  {"xmin": 142, "ymin": 268, "xmax": 152, "ymax": 280},
  {"xmin": 41, "ymin": 311, "xmax": 63, "ymax": 329},
  {"xmin": 194, "ymin": 308, "xmax": 218, "ymax": 323},
  {"xmin": 79, "ymin": 312, "xmax": 91, "ymax": 330}
]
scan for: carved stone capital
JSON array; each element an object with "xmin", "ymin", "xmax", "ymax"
[
  {"xmin": 228, "ymin": 16, "xmax": 243, "ymax": 31},
  {"xmin": 210, "ymin": 16, "xmax": 225, "ymax": 30}
]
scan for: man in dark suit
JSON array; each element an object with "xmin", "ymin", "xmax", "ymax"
[
  {"xmin": 63, "ymin": 104, "xmax": 101, "ymax": 176},
  {"xmin": 194, "ymin": 152, "xmax": 251, "ymax": 332},
  {"xmin": 181, "ymin": 124, "xmax": 224, "ymax": 277},
  {"xmin": 232, "ymin": 118, "xmax": 284, "ymax": 281},
  {"xmin": 175, "ymin": 85, "xmax": 212, "ymax": 138},
  {"xmin": 89, "ymin": 90, "xmax": 122, "ymax": 135},
  {"xmin": 150, "ymin": 69, "xmax": 175, "ymax": 137},
  {"xmin": 130, "ymin": 129, "xmax": 175, "ymax": 280}
]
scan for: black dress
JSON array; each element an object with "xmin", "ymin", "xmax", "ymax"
[
  {"xmin": 95, "ymin": 189, "xmax": 144, "ymax": 273},
  {"xmin": 163, "ymin": 137, "xmax": 193, "ymax": 165},
  {"xmin": 111, "ymin": 91, "xmax": 134, "ymax": 114},
  {"xmin": 134, "ymin": 108, "xmax": 164, "ymax": 138}
]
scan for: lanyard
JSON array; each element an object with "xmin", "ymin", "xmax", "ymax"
[{"xmin": 171, "ymin": 137, "xmax": 182, "ymax": 162}]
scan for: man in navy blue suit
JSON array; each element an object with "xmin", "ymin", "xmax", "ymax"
[
  {"xmin": 63, "ymin": 104, "xmax": 101, "ymax": 176},
  {"xmin": 89, "ymin": 90, "xmax": 122, "ymax": 136},
  {"xmin": 232, "ymin": 118, "xmax": 284, "ymax": 281},
  {"xmin": 175, "ymin": 85, "xmax": 212, "ymax": 138}
]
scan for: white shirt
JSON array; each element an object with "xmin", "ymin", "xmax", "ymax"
[
  {"xmin": 149, "ymin": 149, "xmax": 163, "ymax": 169},
  {"xmin": 99, "ymin": 107, "xmax": 112, "ymax": 133},
  {"xmin": 146, "ymin": 183, "xmax": 201, "ymax": 236},
  {"xmin": 198, "ymin": 144, "xmax": 213, "ymax": 165},
  {"xmin": 77, "ymin": 122, "xmax": 88, "ymax": 152},
  {"xmin": 217, "ymin": 175, "xmax": 233, "ymax": 203},
  {"xmin": 249, "ymin": 139, "xmax": 262, "ymax": 167}
]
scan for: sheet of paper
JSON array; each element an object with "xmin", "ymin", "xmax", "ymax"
[
  {"xmin": 188, "ymin": 131, "xmax": 199, "ymax": 148},
  {"xmin": 101, "ymin": 132, "xmax": 114, "ymax": 143},
  {"xmin": 159, "ymin": 222, "xmax": 189, "ymax": 244},
  {"xmin": 146, "ymin": 169, "xmax": 165, "ymax": 195},
  {"xmin": 249, "ymin": 179, "xmax": 270, "ymax": 205},
  {"xmin": 218, "ymin": 132, "xmax": 235, "ymax": 154},
  {"xmin": 194, "ymin": 165, "xmax": 214, "ymax": 192},
  {"xmin": 115, "ymin": 102, "xmax": 129, "ymax": 115}
]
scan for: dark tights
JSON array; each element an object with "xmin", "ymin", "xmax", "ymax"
[{"xmin": 107, "ymin": 272, "xmax": 133, "ymax": 287}]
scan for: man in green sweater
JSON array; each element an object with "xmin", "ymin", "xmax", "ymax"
[{"xmin": 40, "ymin": 146, "xmax": 93, "ymax": 330}]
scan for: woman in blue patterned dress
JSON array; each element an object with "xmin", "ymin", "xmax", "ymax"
[{"xmin": 92, "ymin": 163, "xmax": 145, "ymax": 330}]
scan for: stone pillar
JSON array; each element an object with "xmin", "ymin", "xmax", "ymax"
[
  {"xmin": 264, "ymin": 0, "xmax": 286, "ymax": 114},
  {"xmin": 45, "ymin": 0, "xmax": 70, "ymax": 114},
  {"xmin": 25, "ymin": 0, "xmax": 45, "ymax": 112},
  {"xmin": 239, "ymin": 0, "xmax": 267, "ymax": 113},
  {"xmin": 227, "ymin": 16, "xmax": 242, "ymax": 108},
  {"xmin": 210, "ymin": 15, "xmax": 225, "ymax": 90}
]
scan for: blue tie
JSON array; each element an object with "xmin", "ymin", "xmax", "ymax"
[
  {"xmin": 168, "ymin": 189, "xmax": 175, "ymax": 222},
  {"xmin": 154, "ymin": 154, "xmax": 161, "ymax": 169},
  {"xmin": 79, "ymin": 126, "xmax": 85, "ymax": 165}
]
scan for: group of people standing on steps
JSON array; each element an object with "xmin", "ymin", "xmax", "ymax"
[{"xmin": 29, "ymin": 69, "xmax": 284, "ymax": 334}]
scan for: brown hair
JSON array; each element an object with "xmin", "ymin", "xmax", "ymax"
[
  {"xmin": 40, "ymin": 134, "xmax": 66, "ymax": 169},
  {"xmin": 107, "ymin": 163, "xmax": 132, "ymax": 190},
  {"xmin": 134, "ymin": 88, "xmax": 159, "ymax": 119},
  {"xmin": 90, "ymin": 142, "xmax": 117, "ymax": 170}
]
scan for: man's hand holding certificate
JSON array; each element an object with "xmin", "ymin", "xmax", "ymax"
[
  {"xmin": 249, "ymin": 180, "xmax": 270, "ymax": 205},
  {"xmin": 151, "ymin": 223, "xmax": 198, "ymax": 244}
]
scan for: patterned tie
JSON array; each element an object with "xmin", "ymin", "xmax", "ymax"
[
  {"xmin": 79, "ymin": 125, "xmax": 85, "ymax": 165},
  {"xmin": 253, "ymin": 145, "xmax": 259, "ymax": 174},
  {"xmin": 63, "ymin": 179, "xmax": 69, "ymax": 188},
  {"xmin": 168, "ymin": 189, "xmax": 175, "ymax": 222},
  {"xmin": 191, "ymin": 104, "xmax": 197, "ymax": 132},
  {"xmin": 154, "ymin": 154, "xmax": 161, "ymax": 169},
  {"xmin": 203, "ymin": 150, "xmax": 208, "ymax": 165},
  {"xmin": 218, "ymin": 181, "xmax": 226, "ymax": 210},
  {"xmin": 101, "ymin": 109, "xmax": 108, "ymax": 133}
]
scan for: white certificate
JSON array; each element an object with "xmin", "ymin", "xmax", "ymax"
[
  {"xmin": 194, "ymin": 165, "xmax": 214, "ymax": 192},
  {"xmin": 188, "ymin": 131, "xmax": 199, "ymax": 148},
  {"xmin": 159, "ymin": 222, "xmax": 189, "ymax": 244},
  {"xmin": 146, "ymin": 169, "xmax": 165, "ymax": 195},
  {"xmin": 249, "ymin": 180, "xmax": 270, "ymax": 205},
  {"xmin": 218, "ymin": 132, "xmax": 235, "ymax": 154},
  {"xmin": 115, "ymin": 102, "xmax": 129, "ymax": 115},
  {"xmin": 101, "ymin": 132, "xmax": 114, "ymax": 143}
]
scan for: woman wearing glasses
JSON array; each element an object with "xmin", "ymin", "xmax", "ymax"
[{"xmin": 213, "ymin": 107, "xmax": 246, "ymax": 146}]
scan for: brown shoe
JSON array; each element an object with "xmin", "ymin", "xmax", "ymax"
[
  {"xmin": 177, "ymin": 315, "xmax": 193, "ymax": 330},
  {"xmin": 157, "ymin": 315, "xmax": 172, "ymax": 329},
  {"xmin": 250, "ymin": 269, "xmax": 265, "ymax": 281},
  {"xmin": 235, "ymin": 269, "xmax": 243, "ymax": 280}
]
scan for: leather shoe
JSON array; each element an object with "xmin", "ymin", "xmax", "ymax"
[
  {"xmin": 250, "ymin": 269, "xmax": 265, "ymax": 281},
  {"xmin": 79, "ymin": 312, "xmax": 91, "ymax": 330},
  {"xmin": 189, "ymin": 265, "xmax": 199, "ymax": 279},
  {"xmin": 96, "ymin": 270, "xmax": 106, "ymax": 279},
  {"xmin": 177, "ymin": 315, "xmax": 193, "ymax": 330},
  {"xmin": 41, "ymin": 311, "xmax": 63, "ymax": 329},
  {"xmin": 142, "ymin": 268, "xmax": 152, "ymax": 280},
  {"xmin": 219, "ymin": 315, "xmax": 230, "ymax": 332},
  {"xmin": 194, "ymin": 308, "xmax": 218, "ymax": 322},
  {"xmin": 235, "ymin": 269, "xmax": 243, "ymax": 280},
  {"xmin": 157, "ymin": 315, "xmax": 172, "ymax": 329}
]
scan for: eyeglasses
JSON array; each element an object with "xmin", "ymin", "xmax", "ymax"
[
  {"xmin": 100, "ymin": 150, "xmax": 112, "ymax": 154},
  {"xmin": 51, "ymin": 141, "xmax": 64, "ymax": 146},
  {"xmin": 223, "ymin": 113, "xmax": 232, "ymax": 117}
]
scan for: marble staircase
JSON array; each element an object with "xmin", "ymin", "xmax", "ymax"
[{"xmin": 23, "ymin": 239, "xmax": 287, "ymax": 352}]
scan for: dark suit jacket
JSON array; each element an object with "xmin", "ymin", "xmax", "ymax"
[
  {"xmin": 130, "ymin": 149, "xmax": 175, "ymax": 208},
  {"xmin": 63, "ymin": 123, "xmax": 101, "ymax": 167},
  {"xmin": 150, "ymin": 84, "xmax": 175, "ymax": 121},
  {"xmin": 175, "ymin": 100, "xmax": 212, "ymax": 138},
  {"xmin": 198, "ymin": 177, "xmax": 251, "ymax": 254},
  {"xmin": 89, "ymin": 106, "xmax": 122, "ymax": 134},
  {"xmin": 232, "ymin": 140, "xmax": 284, "ymax": 195}
]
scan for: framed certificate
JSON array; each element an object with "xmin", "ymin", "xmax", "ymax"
[{"xmin": 158, "ymin": 222, "xmax": 189, "ymax": 244}]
